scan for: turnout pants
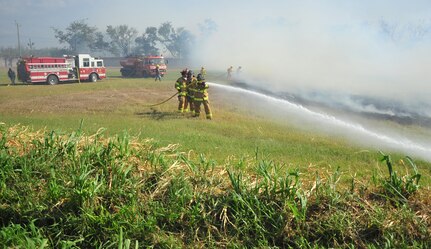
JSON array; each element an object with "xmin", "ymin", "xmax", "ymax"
[
  {"xmin": 184, "ymin": 96, "xmax": 194, "ymax": 113},
  {"xmin": 178, "ymin": 95, "xmax": 186, "ymax": 112},
  {"xmin": 194, "ymin": 100, "xmax": 212, "ymax": 119}
]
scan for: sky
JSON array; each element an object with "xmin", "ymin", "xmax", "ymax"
[{"xmin": 1, "ymin": 0, "xmax": 430, "ymax": 100}]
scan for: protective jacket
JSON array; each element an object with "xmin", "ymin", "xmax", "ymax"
[
  {"xmin": 187, "ymin": 76, "xmax": 197, "ymax": 98},
  {"xmin": 175, "ymin": 77, "xmax": 188, "ymax": 96},
  {"xmin": 193, "ymin": 80, "xmax": 209, "ymax": 101}
]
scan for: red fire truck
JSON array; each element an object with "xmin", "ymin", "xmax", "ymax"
[
  {"xmin": 17, "ymin": 54, "xmax": 106, "ymax": 85},
  {"xmin": 120, "ymin": 55, "xmax": 167, "ymax": 77}
]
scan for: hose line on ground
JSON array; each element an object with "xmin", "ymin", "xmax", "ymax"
[{"xmin": 142, "ymin": 92, "xmax": 179, "ymax": 107}]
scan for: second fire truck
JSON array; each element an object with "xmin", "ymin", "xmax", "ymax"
[
  {"xmin": 17, "ymin": 54, "xmax": 106, "ymax": 85},
  {"xmin": 120, "ymin": 55, "xmax": 167, "ymax": 78}
]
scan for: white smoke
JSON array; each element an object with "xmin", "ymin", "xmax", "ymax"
[
  {"xmin": 189, "ymin": 1, "xmax": 431, "ymax": 160},
  {"xmin": 191, "ymin": 1, "xmax": 431, "ymax": 115}
]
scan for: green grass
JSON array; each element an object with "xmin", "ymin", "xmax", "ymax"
[
  {"xmin": 0, "ymin": 124, "xmax": 430, "ymax": 248},
  {"xmin": 1, "ymin": 67, "xmax": 430, "ymax": 186},
  {"xmin": 1, "ymin": 66, "xmax": 431, "ymax": 247}
]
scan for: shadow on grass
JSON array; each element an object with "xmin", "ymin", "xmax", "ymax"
[
  {"xmin": 135, "ymin": 108, "xmax": 193, "ymax": 120},
  {"xmin": 0, "ymin": 81, "xmax": 94, "ymax": 87},
  {"xmin": 0, "ymin": 82, "xmax": 32, "ymax": 87}
]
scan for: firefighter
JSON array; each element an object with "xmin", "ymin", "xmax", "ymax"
[
  {"xmin": 184, "ymin": 70, "xmax": 197, "ymax": 113},
  {"xmin": 7, "ymin": 68, "xmax": 16, "ymax": 85},
  {"xmin": 154, "ymin": 64, "xmax": 162, "ymax": 81},
  {"xmin": 200, "ymin": 66, "xmax": 206, "ymax": 77},
  {"xmin": 175, "ymin": 70, "xmax": 188, "ymax": 112},
  {"xmin": 193, "ymin": 73, "xmax": 212, "ymax": 119},
  {"xmin": 227, "ymin": 66, "xmax": 233, "ymax": 80}
]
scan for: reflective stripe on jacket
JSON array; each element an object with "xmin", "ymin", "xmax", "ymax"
[
  {"xmin": 187, "ymin": 77, "xmax": 197, "ymax": 97},
  {"xmin": 193, "ymin": 81, "xmax": 209, "ymax": 101},
  {"xmin": 175, "ymin": 77, "xmax": 188, "ymax": 96}
]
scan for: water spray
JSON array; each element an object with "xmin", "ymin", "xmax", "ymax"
[{"xmin": 209, "ymin": 82, "xmax": 431, "ymax": 162}]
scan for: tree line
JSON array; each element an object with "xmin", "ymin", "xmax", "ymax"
[
  {"xmin": 52, "ymin": 20, "xmax": 195, "ymax": 58},
  {"xmin": 1, "ymin": 18, "xmax": 217, "ymax": 65}
]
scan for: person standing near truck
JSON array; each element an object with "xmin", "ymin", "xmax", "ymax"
[
  {"xmin": 155, "ymin": 64, "xmax": 162, "ymax": 81},
  {"xmin": 7, "ymin": 68, "xmax": 16, "ymax": 85}
]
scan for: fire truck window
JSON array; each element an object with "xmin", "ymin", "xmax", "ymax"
[
  {"xmin": 83, "ymin": 59, "xmax": 90, "ymax": 67},
  {"xmin": 97, "ymin": 61, "xmax": 103, "ymax": 67},
  {"xmin": 91, "ymin": 62, "xmax": 95, "ymax": 67}
]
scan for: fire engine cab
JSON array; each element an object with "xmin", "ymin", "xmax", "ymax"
[{"xmin": 17, "ymin": 54, "xmax": 106, "ymax": 85}]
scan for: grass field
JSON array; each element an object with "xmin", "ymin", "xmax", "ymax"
[
  {"xmin": 1, "ymin": 66, "xmax": 430, "ymax": 247},
  {"xmin": 1, "ymin": 67, "xmax": 430, "ymax": 183}
]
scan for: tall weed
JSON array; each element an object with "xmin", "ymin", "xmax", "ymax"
[{"xmin": 379, "ymin": 152, "xmax": 421, "ymax": 203}]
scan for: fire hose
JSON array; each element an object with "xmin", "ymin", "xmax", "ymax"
[
  {"xmin": 142, "ymin": 92, "xmax": 179, "ymax": 107},
  {"xmin": 142, "ymin": 81, "xmax": 200, "ymax": 107}
]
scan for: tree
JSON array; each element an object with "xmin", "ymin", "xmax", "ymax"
[
  {"xmin": 158, "ymin": 22, "xmax": 195, "ymax": 58},
  {"xmin": 199, "ymin": 18, "xmax": 218, "ymax": 36},
  {"xmin": 175, "ymin": 28, "xmax": 195, "ymax": 59},
  {"xmin": 92, "ymin": 32, "xmax": 110, "ymax": 53},
  {"xmin": 27, "ymin": 38, "xmax": 35, "ymax": 51},
  {"xmin": 106, "ymin": 25, "xmax": 138, "ymax": 56},
  {"xmin": 0, "ymin": 47, "xmax": 17, "ymax": 67},
  {"xmin": 134, "ymin": 27, "xmax": 160, "ymax": 56},
  {"xmin": 52, "ymin": 19, "xmax": 100, "ymax": 53}
]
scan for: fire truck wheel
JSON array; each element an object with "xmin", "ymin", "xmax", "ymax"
[
  {"xmin": 47, "ymin": 75, "xmax": 59, "ymax": 85},
  {"xmin": 89, "ymin": 73, "xmax": 97, "ymax": 82},
  {"xmin": 89, "ymin": 73, "xmax": 98, "ymax": 82}
]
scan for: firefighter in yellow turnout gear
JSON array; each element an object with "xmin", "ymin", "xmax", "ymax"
[
  {"xmin": 184, "ymin": 70, "xmax": 197, "ymax": 113},
  {"xmin": 175, "ymin": 70, "xmax": 188, "ymax": 112},
  {"xmin": 193, "ymin": 73, "xmax": 212, "ymax": 119}
]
